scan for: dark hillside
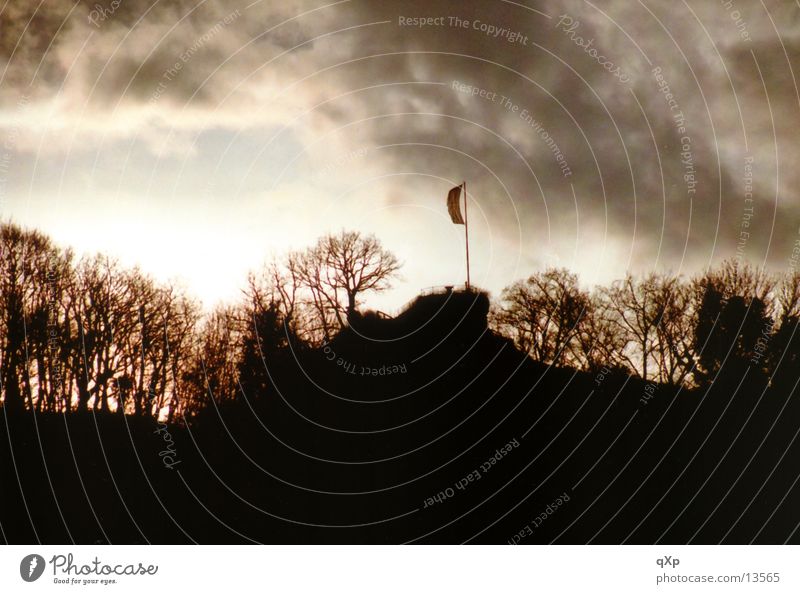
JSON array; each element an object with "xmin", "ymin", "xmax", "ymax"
[{"xmin": 2, "ymin": 287, "xmax": 798, "ymax": 543}]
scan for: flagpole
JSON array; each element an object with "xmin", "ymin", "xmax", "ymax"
[{"xmin": 463, "ymin": 181, "xmax": 471, "ymax": 290}]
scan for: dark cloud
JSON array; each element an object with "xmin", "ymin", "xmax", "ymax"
[{"xmin": 2, "ymin": 0, "xmax": 799, "ymax": 287}]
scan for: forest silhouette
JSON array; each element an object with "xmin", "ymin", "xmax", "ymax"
[{"xmin": 1, "ymin": 221, "xmax": 799, "ymax": 544}]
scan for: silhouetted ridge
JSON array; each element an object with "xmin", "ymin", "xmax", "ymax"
[
  {"xmin": 3, "ymin": 221, "xmax": 800, "ymax": 544},
  {"xmin": 347, "ymin": 286, "xmax": 490, "ymax": 342}
]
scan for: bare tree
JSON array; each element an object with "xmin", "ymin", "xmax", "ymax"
[
  {"xmin": 245, "ymin": 260, "xmax": 304, "ymax": 343},
  {"xmin": 293, "ymin": 230, "xmax": 401, "ymax": 337},
  {"xmin": 182, "ymin": 305, "xmax": 241, "ymax": 412},
  {"xmin": 777, "ymin": 271, "xmax": 800, "ymax": 326},
  {"xmin": 161, "ymin": 288, "xmax": 200, "ymax": 422},
  {"xmin": 692, "ymin": 262, "xmax": 776, "ymax": 380},
  {"xmin": 574, "ymin": 294, "xmax": 627, "ymax": 372},
  {"xmin": 651, "ymin": 276, "xmax": 695, "ymax": 385},
  {"xmin": 704, "ymin": 259, "xmax": 777, "ymax": 313},
  {"xmin": 0, "ymin": 224, "xmax": 70, "ymax": 412},
  {"xmin": 494, "ymin": 268, "xmax": 590, "ymax": 366},
  {"xmin": 118, "ymin": 274, "xmax": 199, "ymax": 418},
  {"xmin": 63, "ymin": 256, "xmax": 136, "ymax": 412},
  {"xmin": 600, "ymin": 274, "xmax": 666, "ymax": 381}
]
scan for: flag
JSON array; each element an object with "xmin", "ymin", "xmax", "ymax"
[{"xmin": 447, "ymin": 185, "xmax": 464, "ymax": 225}]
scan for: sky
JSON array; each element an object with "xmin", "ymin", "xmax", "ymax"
[{"xmin": 1, "ymin": 0, "xmax": 799, "ymax": 311}]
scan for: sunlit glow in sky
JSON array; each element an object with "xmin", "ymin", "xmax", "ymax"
[{"xmin": 1, "ymin": 0, "xmax": 798, "ymax": 310}]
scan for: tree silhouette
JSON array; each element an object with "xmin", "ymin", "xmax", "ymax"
[
  {"xmin": 573, "ymin": 294, "xmax": 627, "ymax": 372},
  {"xmin": 1, "ymin": 221, "xmax": 796, "ymax": 419},
  {"xmin": 692, "ymin": 262, "xmax": 775, "ymax": 382},
  {"xmin": 182, "ymin": 305, "xmax": 241, "ymax": 413},
  {"xmin": 777, "ymin": 271, "xmax": 800, "ymax": 324},
  {"xmin": 493, "ymin": 268, "xmax": 590, "ymax": 367},
  {"xmin": 237, "ymin": 272, "xmax": 299, "ymax": 400},
  {"xmin": 650, "ymin": 275, "xmax": 694, "ymax": 385},
  {"xmin": 6, "ymin": 221, "xmax": 800, "ymax": 545},
  {"xmin": 293, "ymin": 230, "xmax": 401, "ymax": 330},
  {"xmin": 0, "ymin": 225, "xmax": 68, "ymax": 412},
  {"xmin": 599, "ymin": 274, "xmax": 665, "ymax": 382}
]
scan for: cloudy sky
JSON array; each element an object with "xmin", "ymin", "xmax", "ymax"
[{"xmin": 1, "ymin": 0, "xmax": 798, "ymax": 310}]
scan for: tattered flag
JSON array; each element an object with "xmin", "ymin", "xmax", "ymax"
[{"xmin": 447, "ymin": 185, "xmax": 464, "ymax": 225}]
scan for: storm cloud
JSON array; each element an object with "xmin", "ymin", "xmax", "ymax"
[{"xmin": 1, "ymin": 0, "xmax": 798, "ymax": 306}]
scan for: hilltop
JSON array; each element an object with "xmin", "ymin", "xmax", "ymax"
[{"xmin": 2, "ymin": 286, "xmax": 797, "ymax": 544}]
